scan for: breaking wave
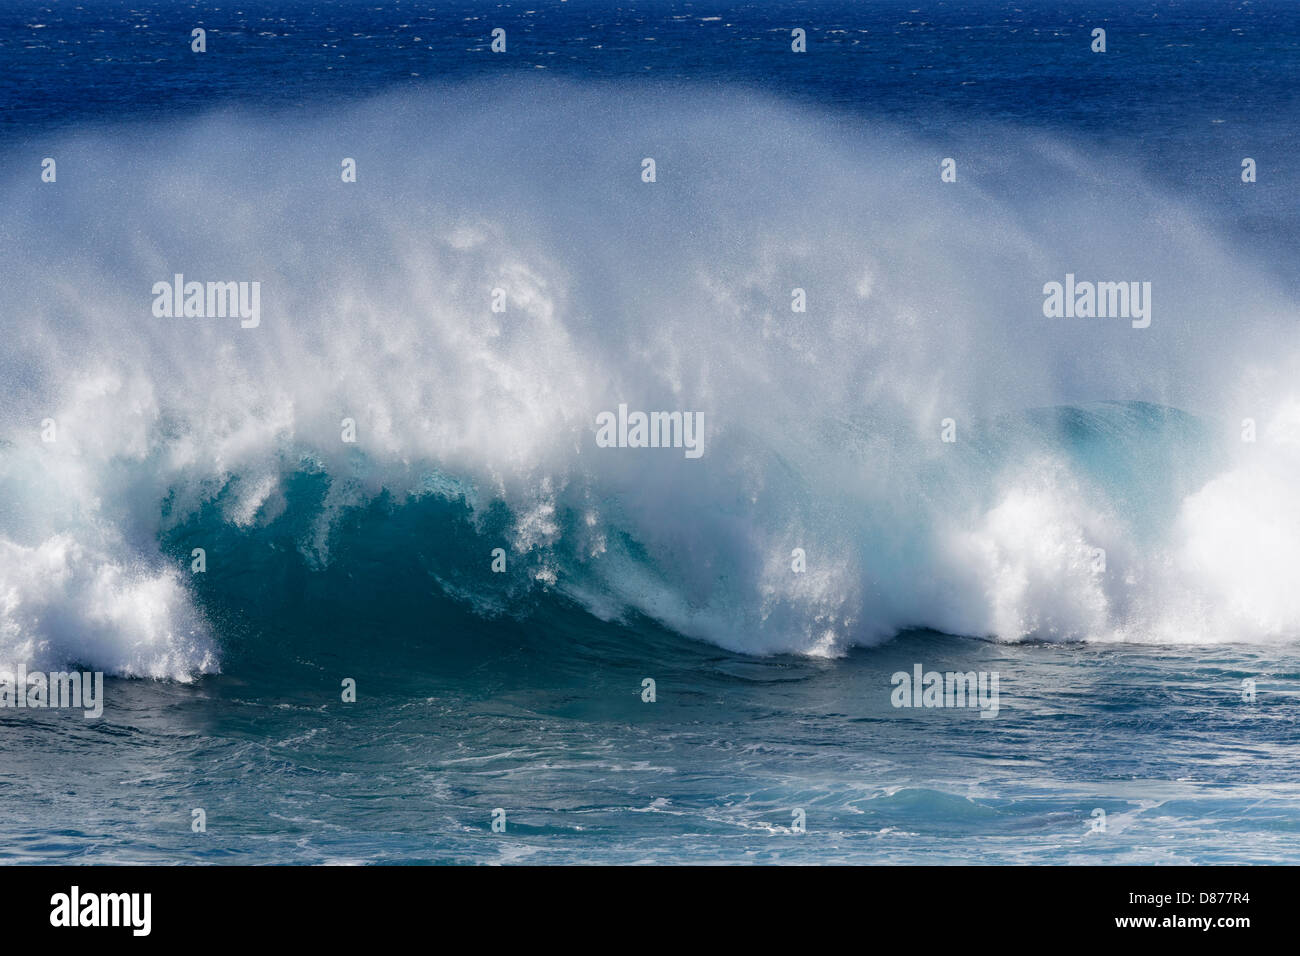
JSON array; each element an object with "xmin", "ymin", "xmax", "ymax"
[{"xmin": 2, "ymin": 81, "xmax": 1299, "ymax": 678}]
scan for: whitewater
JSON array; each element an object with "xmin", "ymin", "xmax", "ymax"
[{"xmin": 2, "ymin": 82, "xmax": 1299, "ymax": 683}]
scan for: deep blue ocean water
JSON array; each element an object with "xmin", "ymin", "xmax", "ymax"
[{"xmin": 1, "ymin": 1, "xmax": 1299, "ymax": 864}]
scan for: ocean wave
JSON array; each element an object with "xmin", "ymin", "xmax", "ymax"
[{"xmin": 2, "ymin": 81, "xmax": 1299, "ymax": 677}]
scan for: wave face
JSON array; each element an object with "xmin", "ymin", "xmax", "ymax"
[{"xmin": 2, "ymin": 82, "xmax": 1300, "ymax": 678}]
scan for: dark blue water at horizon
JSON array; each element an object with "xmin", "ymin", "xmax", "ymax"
[{"xmin": 5, "ymin": 1, "xmax": 1297, "ymax": 272}]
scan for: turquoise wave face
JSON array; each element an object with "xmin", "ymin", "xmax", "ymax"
[{"xmin": 119, "ymin": 399, "xmax": 1259, "ymax": 684}]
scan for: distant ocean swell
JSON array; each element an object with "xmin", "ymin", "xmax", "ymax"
[{"xmin": 2, "ymin": 82, "xmax": 1299, "ymax": 681}]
